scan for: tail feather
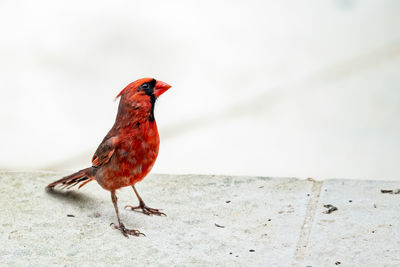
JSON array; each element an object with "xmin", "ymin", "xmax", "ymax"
[{"xmin": 46, "ymin": 167, "xmax": 94, "ymax": 189}]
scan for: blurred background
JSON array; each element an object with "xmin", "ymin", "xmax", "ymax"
[{"xmin": 1, "ymin": 0, "xmax": 399, "ymax": 180}]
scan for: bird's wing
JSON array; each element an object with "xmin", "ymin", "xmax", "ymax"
[{"xmin": 92, "ymin": 136, "xmax": 119, "ymax": 168}]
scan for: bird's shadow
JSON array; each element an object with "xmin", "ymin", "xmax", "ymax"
[{"xmin": 45, "ymin": 187, "xmax": 99, "ymax": 209}]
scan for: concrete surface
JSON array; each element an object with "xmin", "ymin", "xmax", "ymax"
[
  {"xmin": 303, "ymin": 180, "xmax": 400, "ymax": 266},
  {"xmin": 0, "ymin": 171, "xmax": 399, "ymax": 266}
]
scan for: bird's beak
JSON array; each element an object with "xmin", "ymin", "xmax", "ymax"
[{"xmin": 154, "ymin": 80, "xmax": 171, "ymax": 98}]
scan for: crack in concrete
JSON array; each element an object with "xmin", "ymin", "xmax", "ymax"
[{"xmin": 292, "ymin": 179, "xmax": 323, "ymax": 266}]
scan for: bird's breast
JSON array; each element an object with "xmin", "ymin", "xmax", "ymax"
[
  {"xmin": 121, "ymin": 121, "xmax": 159, "ymax": 168},
  {"xmin": 98, "ymin": 121, "xmax": 160, "ymax": 190}
]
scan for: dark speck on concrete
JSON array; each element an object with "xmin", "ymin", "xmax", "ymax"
[
  {"xmin": 225, "ymin": 200, "xmax": 231, "ymax": 203},
  {"xmin": 67, "ymin": 214, "xmax": 75, "ymax": 217},
  {"xmin": 381, "ymin": 189, "xmax": 400, "ymax": 194},
  {"xmin": 249, "ymin": 249, "xmax": 255, "ymax": 252},
  {"xmin": 348, "ymin": 200, "xmax": 352, "ymax": 202},
  {"xmin": 335, "ymin": 261, "xmax": 341, "ymax": 265},
  {"xmin": 323, "ymin": 204, "xmax": 338, "ymax": 214}
]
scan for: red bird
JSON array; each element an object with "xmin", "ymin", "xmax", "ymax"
[{"xmin": 47, "ymin": 78, "xmax": 171, "ymax": 237}]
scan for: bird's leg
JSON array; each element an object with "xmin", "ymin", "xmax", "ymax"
[
  {"xmin": 125, "ymin": 185, "xmax": 166, "ymax": 216},
  {"xmin": 110, "ymin": 190, "xmax": 145, "ymax": 237}
]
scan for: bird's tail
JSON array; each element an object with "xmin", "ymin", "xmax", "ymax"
[{"xmin": 46, "ymin": 167, "xmax": 94, "ymax": 190}]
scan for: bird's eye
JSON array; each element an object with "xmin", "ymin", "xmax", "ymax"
[{"xmin": 141, "ymin": 83, "xmax": 150, "ymax": 90}]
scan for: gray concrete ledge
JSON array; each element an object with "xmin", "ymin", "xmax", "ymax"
[{"xmin": 0, "ymin": 171, "xmax": 399, "ymax": 266}]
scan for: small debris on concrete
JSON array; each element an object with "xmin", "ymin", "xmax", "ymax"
[
  {"xmin": 335, "ymin": 261, "xmax": 341, "ymax": 265},
  {"xmin": 258, "ymin": 186, "xmax": 264, "ymax": 188},
  {"xmin": 307, "ymin": 193, "xmax": 310, "ymax": 196},
  {"xmin": 267, "ymin": 218, "xmax": 271, "ymax": 221},
  {"xmin": 380, "ymin": 189, "xmax": 400, "ymax": 194},
  {"xmin": 348, "ymin": 200, "xmax": 352, "ymax": 202},
  {"xmin": 67, "ymin": 214, "xmax": 75, "ymax": 217},
  {"xmin": 372, "ymin": 230, "xmax": 376, "ymax": 233},
  {"xmin": 225, "ymin": 200, "xmax": 231, "ymax": 203},
  {"xmin": 323, "ymin": 204, "xmax": 338, "ymax": 214},
  {"xmin": 249, "ymin": 249, "xmax": 255, "ymax": 252},
  {"xmin": 215, "ymin": 223, "xmax": 225, "ymax": 228},
  {"xmin": 373, "ymin": 204, "xmax": 377, "ymax": 208},
  {"xmin": 229, "ymin": 252, "xmax": 232, "ymax": 255}
]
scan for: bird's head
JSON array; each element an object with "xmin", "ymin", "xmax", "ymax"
[
  {"xmin": 116, "ymin": 78, "xmax": 171, "ymax": 101},
  {"xmin": 115, "ymin": 78, "xmax": 171, "ymax": 121}
]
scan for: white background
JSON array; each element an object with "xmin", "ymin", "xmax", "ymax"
[{"xmin": 1, "ymin": 0, "xmax": 400, "ymax": 180}]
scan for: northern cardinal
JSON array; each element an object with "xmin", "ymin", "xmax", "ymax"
[{"xmin": 47, "ymin": 78, "xmax": 171, "ymax": 237}]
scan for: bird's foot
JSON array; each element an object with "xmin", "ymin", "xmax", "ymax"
[
  {"xmin": 125, "ymin": 203, "xmax": 166, "ymax": 216},
  {"xmin": 110, "ymin": 222, "xmax": 145, "ymax": 238}
]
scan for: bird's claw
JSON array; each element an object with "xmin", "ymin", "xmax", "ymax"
[
  {"xmin": 110, "ymin": 222, "xmax": 145, "ymax": 238},
  {"xmin": 125, "ymin": 204, "xmax": 167, "ymax": 216}
]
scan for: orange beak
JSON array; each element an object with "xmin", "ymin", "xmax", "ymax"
[{"xmin": 154, "ymin": 80, "xmax": 171, "ymax": 98}]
